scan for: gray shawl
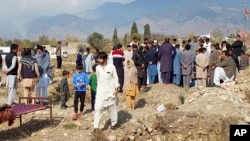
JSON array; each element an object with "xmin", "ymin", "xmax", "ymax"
[{"xmin": 33, "ymin": 53, "xmax": 53, "ymax": 80}]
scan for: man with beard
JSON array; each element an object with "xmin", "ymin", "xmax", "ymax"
[
  {"xmin": 231, "ymin": 35, "xmax": 243, "ymax": 56},
  {"xmin": 208, "ymin": 44, "xmax": 221, "ymax": 86}
]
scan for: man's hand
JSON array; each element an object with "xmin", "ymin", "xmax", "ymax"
[
  {"xmin": 3, "ymin": 69, "xmax": 8, "ymax": 74},
  {"xmin": 113, "ymin": 89, "xmax": 119, "ymax": 96}
]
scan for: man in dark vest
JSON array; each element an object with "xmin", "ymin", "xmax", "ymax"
[{"xmin": 3, "ymin": 44, "xmax": 19, "ymax": 105}]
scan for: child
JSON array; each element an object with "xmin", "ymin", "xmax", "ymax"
[
  {"xmin": 60, "ymin": 70, "xmax": 70, "ymax": 110},
  {"xmin": 123, "ymin": 59, "xmax": 139, "ymax": 111},
  {"xmin": 72, "ymin": 65, "xmax": 89, "ymax": 120},
  {"xmin": 89, "ymin": 64, "xmax": 98, "ymax": 111}
]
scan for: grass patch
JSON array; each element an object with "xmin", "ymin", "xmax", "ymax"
[{"xmin": 63, "ymin": 123, "xmax": 77, "ymax": 129}]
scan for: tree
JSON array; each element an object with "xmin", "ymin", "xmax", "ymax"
[
  {"xmin": 37, "ymin": 35, "xmax": 49, "ymax": 45},
  {"xmin": 65, "ymin": 34, "xmax": 78, "ymax": 42},
  {"xmin": 50, "ymin": 36, "xmax": 58, "ymax": 47},
  {"xmin": 0, "ymin": 37, "xmax": 7, "ymax": 46},
  {"xmin": 123, "ymin": 34, "xmax": 129, "ymax": 46},
  {"xmin": 143, "ymin": 24, "xmax": 151, "ymax": 40},
  {"xmin": 211, "ymin": 28, "xmax": 224, "ymax": 43},
  {"xmin": 112, "ymin": 28, "xmax": 119, "ymax": 46},
  {"xmin": 87, "ymin": 32, "xmax": 105, "ymax": 50},
  {"xmin": 130, "ymin": 22, "xmax": 140, "ymax": 40},
  {"xmin": 21, "ymin": 39, "xmax": 34, "ymax": 48}
]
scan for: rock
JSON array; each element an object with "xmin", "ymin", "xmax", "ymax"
[
  {"xmin": 219, "ymin": 95, "xmax": 228, "ymax": 101},
  {"xmin": 197, "ymin": 131, "xmax": 207, "ymax": 135},
  {"xmin": 75, "ymin": 121, "xmax": 82, "ymax": 127},
  {"xmin": 244, "ymin": 116, "xmax": 250, "ymax": 123},
  {"xmin": 107, "ymin": 135, "xmax": 116, "ymax": 141},
  {"xmin": 206, "ymin": 105, "xmax": 213, "ymax": 110},
  {"xmin": 186, "ymin": 112, "xmax": 199, "ymax": 118},
  {"xmin": 147, "ymin": 127, "xmax": 153, "ymax": 133},
  {"xmin": 64, "ymin": 133, "xmax": 68, "ymax": 137},
  {"xmin": 128, "ymin": 135, "xmax": 135, "ymax": 141}
]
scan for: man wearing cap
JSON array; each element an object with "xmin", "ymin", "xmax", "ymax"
[
  {"xmin": 55, "ymin": 41, "xmax": 62, "ymax": 68},
  {"xmin": 4, "ymin": 44, "xmax": 19, "ymax": 105}
]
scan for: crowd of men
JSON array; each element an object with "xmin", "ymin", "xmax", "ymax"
[{"xmin": 110, "ymin": 35, "xmax": 249, "ymax": 91}]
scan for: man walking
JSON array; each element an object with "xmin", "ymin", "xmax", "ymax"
[
  {"xmin": 94, "ymin": 52, "xmax": 120, "ymax": 132},
  {"xmin": 158, "ymin": 38, "xmax": 175, "ymax": 84},
  {"xmin": 55, "ymin": 41, "xmax": 62, "ymax": 68},
  {"xmin": 4, "ymin": 44, "xmax": 19, "ymax": 105}
]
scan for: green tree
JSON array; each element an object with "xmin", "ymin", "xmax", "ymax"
[
  {"xmin": 65, "ymin": 34, "xmax": 78, "ymax": 42},
  {"xmin": 21, "ymin": 39, "xmax": 34, "ymax": 48},
  {"xmin": 50, "ymin": 36, "xmax": 58, "ymax": 47},
  {"xmin": 143, "ymin": 24, "xmax": 151, "ymax": 40},
  {"xmin": 12, "ymin": 38, "xmax": 22, "ymax": 45},
  {"xmin": 5, "ymin": 40, "xmax": 12, "ymax": 46},
  {"xmin": 87, "ymin": 32, "xmax": 105, "ymax": 50},
  {"xmin": 0, "ymin": 37, "xmax": 7, "ymax": 46},
  {"xmin": 211, "ymin": 28, "xmax": 224, "ymax": 43},
  {"xmin": 37, "ymin": 35, "xmax": 49, "ymax": 45},
  {"xmin": 112, "ymin": 28, "xmax": 119, "ymax": 46},
  {"xmin": 130, "ymin": 22, "xmax": 141, "ymax": 40},
  {"xmin": 123, "ymin": 34, "xmax": 129, "ymax": 46}
]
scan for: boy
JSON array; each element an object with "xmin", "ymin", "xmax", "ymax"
[
  {"xmin": 60, "ymin": 70, "xmax": 70, "ymax": 110},
  {"xmin": 72, "ymin": 65, "xmax": 89, "ymax": 120},
  {"xmin": 89, "ymin": 64, "xmax": 98, "ymax": 111}
]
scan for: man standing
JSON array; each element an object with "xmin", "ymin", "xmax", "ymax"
[
  {"xmin": 195, "ymin": 48, "xmax": 209, "ymax": 87},
  {"xmin": 94, "ymin": 52, "xmax": 120, "ymax": 132},
  {"xmin": 4, "ymin": 44, "xmax": 19, "ymax": 105},
  {"xmin": 84, "ymin": 47, "xmax": 93, "ymax": 75},
  {"xmin": 214, "ymin": 51, "xmax": 236, "ymax": 87},
  {"xmin": 239, "ymin": 50, "xmax": 249, "ymax": 71},
  {"xmin": 55, "ymin": 41, "xmax": 62, "ymax": 68},
  {"xmin": 172, "ymin": 44, "xmax": 181, "ymax": 86},
  {"xmin": 181, "ymin": 44, "xmax": 194, "ymax": 87},
  {"xmin": 231, "ymin": 35, "xmax": 243, "ymax": 57},
  {"xmin": 112, "ymin": 44, "xmax": 124, "ymax": 92},
  {"xmin": 132, "ymin": 44, "xmax": 144, "ymax": 90},
  {"xmin": 145, "ymin": 45, "xmax": 158, "ymax": 84},
  {"xmin": 190, "ymin": 36, "xmax": 198, "ymax": 54},
  {"xmin": 208, "ymin": 44, "xmax": 220, "ymax": 86},
  {"xmin": 158, "ymin": 38, "xmax": 175, "ymax": 84},
  {"xmin": 203, "ymin": 38, "xmax": 211, "ymax": 57}
]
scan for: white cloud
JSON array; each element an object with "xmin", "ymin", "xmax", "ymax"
[{"xmin": 0, "ymin": 0, "xmax": 134, "ymax": 21}]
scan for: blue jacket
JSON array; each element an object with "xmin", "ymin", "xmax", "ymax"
[{"xmin": 72, "ymin": 71, "xmax": 89, "ymax": 91}]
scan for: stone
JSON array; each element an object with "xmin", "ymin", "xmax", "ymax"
[
  {"xmin": 75, "ymin": 121, "xmax": 82, "ymax": 127},
  {"xmin": 244, "ymin": 116, "xmax": 250, "ymax": 123},
  {"xmin": 128, "ymin": 135, "xmax": 135, "ymax": 141},
  {"xmin": 186, "ymin": 112, "xmax": 199, "ymax": 118},
  {"xmin": 219, "ymin": 95, "xmax": 228, "ymax": 101},
  {"xmin": 107, "ymin": 135, "xmax": 117, "ymax": 141},
  {"xmin": 147, "ymin": 127, "xmax": 153, "ymax": 133},
  {"xmin": 64, "ymin": 133, "xmax": 68, "ymax": 137},
  {"xmin": 206, "ymin": 105, "xmax": 213, "ymax": 110}
]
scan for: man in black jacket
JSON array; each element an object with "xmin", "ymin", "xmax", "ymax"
[
  {"xmin": 4, "ymin": 44, "xmax": 19, "ymax": 105},
  {"xmin": 132, "ymin": 44, "xmax": 144, "ymax": 91},
  {"xmin": 231, "ymin": 35, "xmax": 243, "ymax": 56}
]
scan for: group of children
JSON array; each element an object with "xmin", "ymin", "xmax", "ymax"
[
  {"xmin": 59, "ymin": 57, "xmax": 139, "ymax": 120},
  {"xmin": 59, "ymin": 64, "xmax": 97, "ymax": 120}
]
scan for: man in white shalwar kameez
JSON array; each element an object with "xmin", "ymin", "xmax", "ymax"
[{"xmin": 94, "ymin": 52, "xmax": 120, "ymax": 132}]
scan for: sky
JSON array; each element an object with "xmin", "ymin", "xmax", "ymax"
[{"xmin": 0, "ymin": 0, "xmax": 134, "ymax": 21}]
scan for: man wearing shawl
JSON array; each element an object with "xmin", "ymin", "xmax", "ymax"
[{"xmin": 33, "ymin": 45, "xmax": 53, "ymax": 105}]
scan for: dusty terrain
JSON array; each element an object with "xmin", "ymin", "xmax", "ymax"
[{"xmin": 1, "ymin": 56, "xmax": 250, "ymax": 141}]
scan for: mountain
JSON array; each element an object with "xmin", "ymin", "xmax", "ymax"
[{"xmin": 1, "ymin": 0, "xmax": 250, "ymax": 40}]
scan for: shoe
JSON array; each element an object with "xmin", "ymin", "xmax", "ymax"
[
  {"xmin": 65, "ymin": 105, "xmax": 68, "ymax": 108},
  {"xmin": 36, "ymin": 101, "xmax": 40, "ymax": 104},
  {"xmin": 43, "ymin": 102, "xmax": 48, "ymax": 106},
  {"xmin": 72, "ymin": 113, "xmax": 78, "ymax": 120},
  {"xmin": 110, "ymin": 125, "xmax": 118, "ymax": 130}
]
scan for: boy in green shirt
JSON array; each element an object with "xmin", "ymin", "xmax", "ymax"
[{"xmin": 89, "ymin": 64, "xmax": 98, "ymax": 111}]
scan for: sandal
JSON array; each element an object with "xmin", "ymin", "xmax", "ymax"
[{"xmin": 72, "ymin": 113, "xmax": 78, "ymax": 120}]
